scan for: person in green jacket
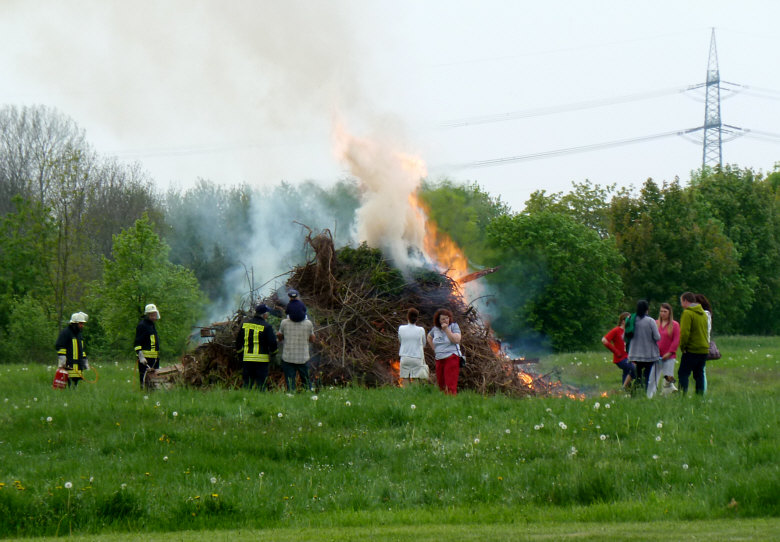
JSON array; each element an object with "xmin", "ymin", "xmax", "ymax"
[{"xmin": 678, "ymin": 291, "xmax": 710, "ymax": 394}]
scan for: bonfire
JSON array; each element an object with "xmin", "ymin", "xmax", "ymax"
[{"xmin": 179, "ymin": 227, "xmax": 572, "ymax": 397}]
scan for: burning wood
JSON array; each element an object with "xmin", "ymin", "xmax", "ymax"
[
  {"xmin": 456, "ymin": 266, "xmax": 501, "ymax": 285},
  {"xmin": 178, "ymin": 228, "xmax": 567, "ymax": 397}
]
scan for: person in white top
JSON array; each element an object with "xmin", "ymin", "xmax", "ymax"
[{"xmin": 398, "ymin": 308, "xmax": 429, "ymax": 384}]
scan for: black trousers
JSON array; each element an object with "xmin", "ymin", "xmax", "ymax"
[
  {"xmin": 243, "ymin": 362, "xmax": 269, "ymax": 390},
  {"xmin": 679, "ymin": 352, "xmax": 708, "ymax": 394}
]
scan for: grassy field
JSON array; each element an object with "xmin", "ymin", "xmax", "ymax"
[{"xmin": 1, "ymin": 336, "xmax": 778, "ymax": 540}]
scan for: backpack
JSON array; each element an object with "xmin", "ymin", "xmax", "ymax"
[{"xmin": 624, "ymin": 313, "xmax": 636, "ymax": 351}]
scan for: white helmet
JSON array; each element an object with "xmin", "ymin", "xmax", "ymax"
[
  {"xmin": 144, "ymin": 303, "xmax": 160, "ymax": 319},
  {"xmin": 69, "ymin": 312, "xmax": 88, "ymax": 324}
]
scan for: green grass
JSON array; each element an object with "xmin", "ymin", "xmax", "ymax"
[{"xmin": 1, "ymin": 337, "xmax": 778, "ymax": 539}]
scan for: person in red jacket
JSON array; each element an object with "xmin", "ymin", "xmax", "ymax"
[{"xmin": 602, "ymin": 312, "xmax": 636, "ymax": 390}]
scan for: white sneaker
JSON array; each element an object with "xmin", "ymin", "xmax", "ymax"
[{"xmin": 660, "ymin": 381, "xmax": 676, "ymax": 396}]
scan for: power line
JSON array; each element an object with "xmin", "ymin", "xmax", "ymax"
[
  {"xmin": 449, "ymin": 127, "xmax": 703, "ymax": 169},
  {"xmin": 438, "ymin": 85, "xmax": 693, "ymax": 128}
]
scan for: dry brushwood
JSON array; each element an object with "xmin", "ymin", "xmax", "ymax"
[{"xmin": 181, "ymin": 228, "xmax": 569, "ymax": 397}]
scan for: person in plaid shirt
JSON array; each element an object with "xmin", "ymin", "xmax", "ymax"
[{"xmin": 277, "ymin": 316, "xmax": 316, "ymax": 391}]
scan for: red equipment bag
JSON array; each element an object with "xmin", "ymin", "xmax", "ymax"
[{"xmin": 52, "ymin": 367, "xmax": 69, "ymax": 389}]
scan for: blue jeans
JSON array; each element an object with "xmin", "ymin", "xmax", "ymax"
[
  {"xmin": 282, "ymin": 361, "xmax": 310, "ymax": 391},
  {"xmin": 615, "ymin": 358, "xmax": 636, "ymax": 386}
]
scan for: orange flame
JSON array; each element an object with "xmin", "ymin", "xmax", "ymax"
[
  {"xmin": 409, "ymin": 193, "xmax": 469, "ymax": 281},
  {"xmin": 389, "ymin": 359, "xmax": 401, "ymax": 387}
]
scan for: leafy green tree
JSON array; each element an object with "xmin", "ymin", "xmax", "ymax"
[
  {"xmin": 523, "ymin": 180, "xmax": 627, "ymax": 239},
  {"xmin": 4, "ymin": 293, "xmax": 58, "ymax": 364},
  {"xmin": 608, "ymin": 178, "xmax": 750, "ymax": 332},
  {"xmin": 0, "ymin": 196, "xmax": 57, "ymax": 345},
  {"xmin": 419, "ymin": 179, "xmax": 510, "ymax": 265},
  {"xmin": 486, "ymin": 211, "xmax": 624, "ymax": 352},
  {"xmin": 91, "ymin": 214, "xmax": 205, "ymax": 358},
  {"xmin": 690, "ymin": 166, "xmax": 780, "ymax": 334}
]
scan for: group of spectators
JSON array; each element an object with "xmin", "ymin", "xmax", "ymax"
[
  {"xmin": 602, "ymin": 292, "xmax": 714, "ymax": 396},
  {"xmin": 58, "ymin": 289, "xmax": 712, "ymax": 398}
]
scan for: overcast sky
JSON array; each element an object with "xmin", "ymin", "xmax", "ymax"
[{"xmin": 2, "ymin": 0, "xmax": 779, "ymax": 211}]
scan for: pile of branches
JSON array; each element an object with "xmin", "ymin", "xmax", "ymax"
[
  {"xmin": 180, "ymin": 228, "xmax": 566, "ymax": 397},
  {"xmin": 270, "ymin": 228, "xmax": 561, "ymax": 397}
]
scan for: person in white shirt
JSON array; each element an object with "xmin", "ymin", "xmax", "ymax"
[{"xmin": 398, "ymin": 308, "xmax": 429, "ymax": 384}]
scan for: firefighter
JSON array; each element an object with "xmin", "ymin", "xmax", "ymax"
[
  {"xmin": 56, "ymin": 312, "xmax": 89, "ymax": 388},
  {"xmin": 235, "ymin": 304, "xmax": 278, "ymax": 390},
  {"xmin": 135, "ymin": 304, "xmax": 161, "ymax": 389}
]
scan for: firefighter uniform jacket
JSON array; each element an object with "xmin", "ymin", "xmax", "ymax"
[
  {"xmin": 134, "ymin": 317, "xmax": 160, "ymax": 360},
  {"xmin": 235, "ymin": 315, "xmax": 278, "ymax": 362},
  {"xmin": 56, "ymin": 324, "xmax": 86, "ymax": 374}
]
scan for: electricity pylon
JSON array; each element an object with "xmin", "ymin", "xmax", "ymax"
[{"xmin": 702, "ymin": 28, "xmax": 722, "ymax": 168}]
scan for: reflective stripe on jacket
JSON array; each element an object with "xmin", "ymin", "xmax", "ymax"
[
  {"xmin": 135, "ymin": 317, "xmax": 160, "ymax": 359},
  {"xmin": 236, "ymin": 317, "xmax": 278, "ymax": 363},
  {"xmin": 55, "ymin": 324, "xmax": 86, "ymax": 365}
]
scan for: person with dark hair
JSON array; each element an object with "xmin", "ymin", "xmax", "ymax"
[
  {"xmin": 56, "ymin": 312, "xmax": 89, "ymax": 388},
  {"xmin": 649, "ymin": 302, "xmax": 680, "ymax": 397},
  {"xmin": 427, "ymin": 308, "xmax": 462, "ymax": 395},
  {"xmin": 398, "ymin": 308, "xmax": 428, "ymax": 385},
  {"xmin": 277, "ymin": 309, "xmax": 316, "ymax": 391},
  {"xmin": 285, "ymin": 289, "xmax": 307, "ymax": 323},
  {"xmin": 602, "ymin": 312, "xmax": 635, "ymax": 390},
  {"xmin": 627, "ymin": 299, "xmax": 660, "ymax": 393},
  {"xmin": 695, "ymin": 293, "xmax": 713, "ymax": 344},
  {"xmin": 235, "ymin": 304, "xmax": 278, "ymax": 390},
  {"xmin": 678, "ymin": 292, "xmax": 710, "ymax": 394}
]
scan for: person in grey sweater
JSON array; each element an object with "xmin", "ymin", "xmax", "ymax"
[{"xmin": 628, "ymin": 299, "xmax": 660, "ymax": 393}]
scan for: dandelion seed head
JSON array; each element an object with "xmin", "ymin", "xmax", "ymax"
[
  {"xmin": 605, "ymin": 403, "xmax": 611, "ymax": 409},
  {"xmin": 657, "ymin": 422, "xmax": 663, "ymax": 429},
  {"xmin": 345, "ymin": 401, "xmax": 351, "ymax": 406},
  {"xmin": 46, "ymin": 416, "xmax": 52, "ymax": 422},
  {"xmin": 277, "ymin": 412, "xmax": 283, "ymax": 418},
  {"xmin": 600, "ymin": 434, "xmax": 607, "ymax": 440},
  {"xmin": 558, "ymin": 422, "xmax": 567, "ymax": 430},
  {"xmin": 317, "ymin": 422, "xmax": 322, "ymax": 427},
  {"xmin": 594, "ymin": 402, "xmax": 600, "ymax": 410},
  {"xmin": 311, "ymin": 395, "xmax": 318, "ymax": 401},
  {"xmin": 534, "ymin": 425, "xmax": 541, "ymax": 431},
  {"xmin": 210, "ymin": 477, "xmax": 217, "ymax": 484},
  {"xmin": 156, "ymin": 401, "xmax": 160, "ymax": 407},
  {"xmin": 64, "ymin": 481, "xmax": 72, "ymax": 489},
  {"xmin": 173, "ymin": 412, "xmax": 178, "ymax": 417},
  {"xmin": 682, "ymin": 464, "xmax": 689, "ymax": 470},
  {"xmin": 505, "ymin": 429, "xmax": 511, "ymax": 434},
  {"xmin": 410, "ymin": 404, "xmax": 416, "ymax": 410},
  {"xmin": 163, "ymin": 456, "xmax": 168, "ymax": 462},
  {"xmin": 656, "ymin": 436, "xmax": 662, "ymax": 442},
  {"xmin": 653, "ymin": 454, "xmax": 659, "ymax": 460},
  {"xmin": 474, "ymin": 438, "xmax": 480, "ymax": 444}
]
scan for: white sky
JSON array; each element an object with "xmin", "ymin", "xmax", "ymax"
[{"xmin": 2, "ymin": 0, "xmax": 779, "ymax": 212}]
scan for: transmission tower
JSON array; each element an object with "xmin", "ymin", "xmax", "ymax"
[{"xmin": 702, "ymin": 28, "xmax": 722, "ymax": 168}]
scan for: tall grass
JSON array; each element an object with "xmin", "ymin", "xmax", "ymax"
[{"xmin": 0, "ymin": 337, "xmax": 778, "ymax": 538}]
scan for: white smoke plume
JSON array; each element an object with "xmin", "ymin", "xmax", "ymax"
[{"xmin": 332, "ymin": 120, "xmax": 429, "ymax": 270}]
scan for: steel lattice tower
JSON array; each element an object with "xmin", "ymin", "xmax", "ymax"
[{"xmin": 702, "ymin": 28, "xmax": 722, "ymax": 168}]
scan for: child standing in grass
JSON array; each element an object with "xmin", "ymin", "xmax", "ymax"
[{"xmin": 602, "ymin": 312, "xmax": 636, "ymax": 390}]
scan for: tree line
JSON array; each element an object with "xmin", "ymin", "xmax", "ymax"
[{"xmin": 1, "ymin": 105, "xmax": 778, "ymax": 362}]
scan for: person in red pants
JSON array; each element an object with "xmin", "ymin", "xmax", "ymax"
[{"xmin": 427, "ymin": 308, "xmax": 462, "ymax": 395}]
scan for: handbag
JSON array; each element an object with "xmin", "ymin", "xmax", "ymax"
[
  {"xmin": 456, "ymin": 344, "xmax": 466, "ymax": 368},
  {"xmin": 707, "ymin": 340, "xmax": 721, "ymax": 360}
]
